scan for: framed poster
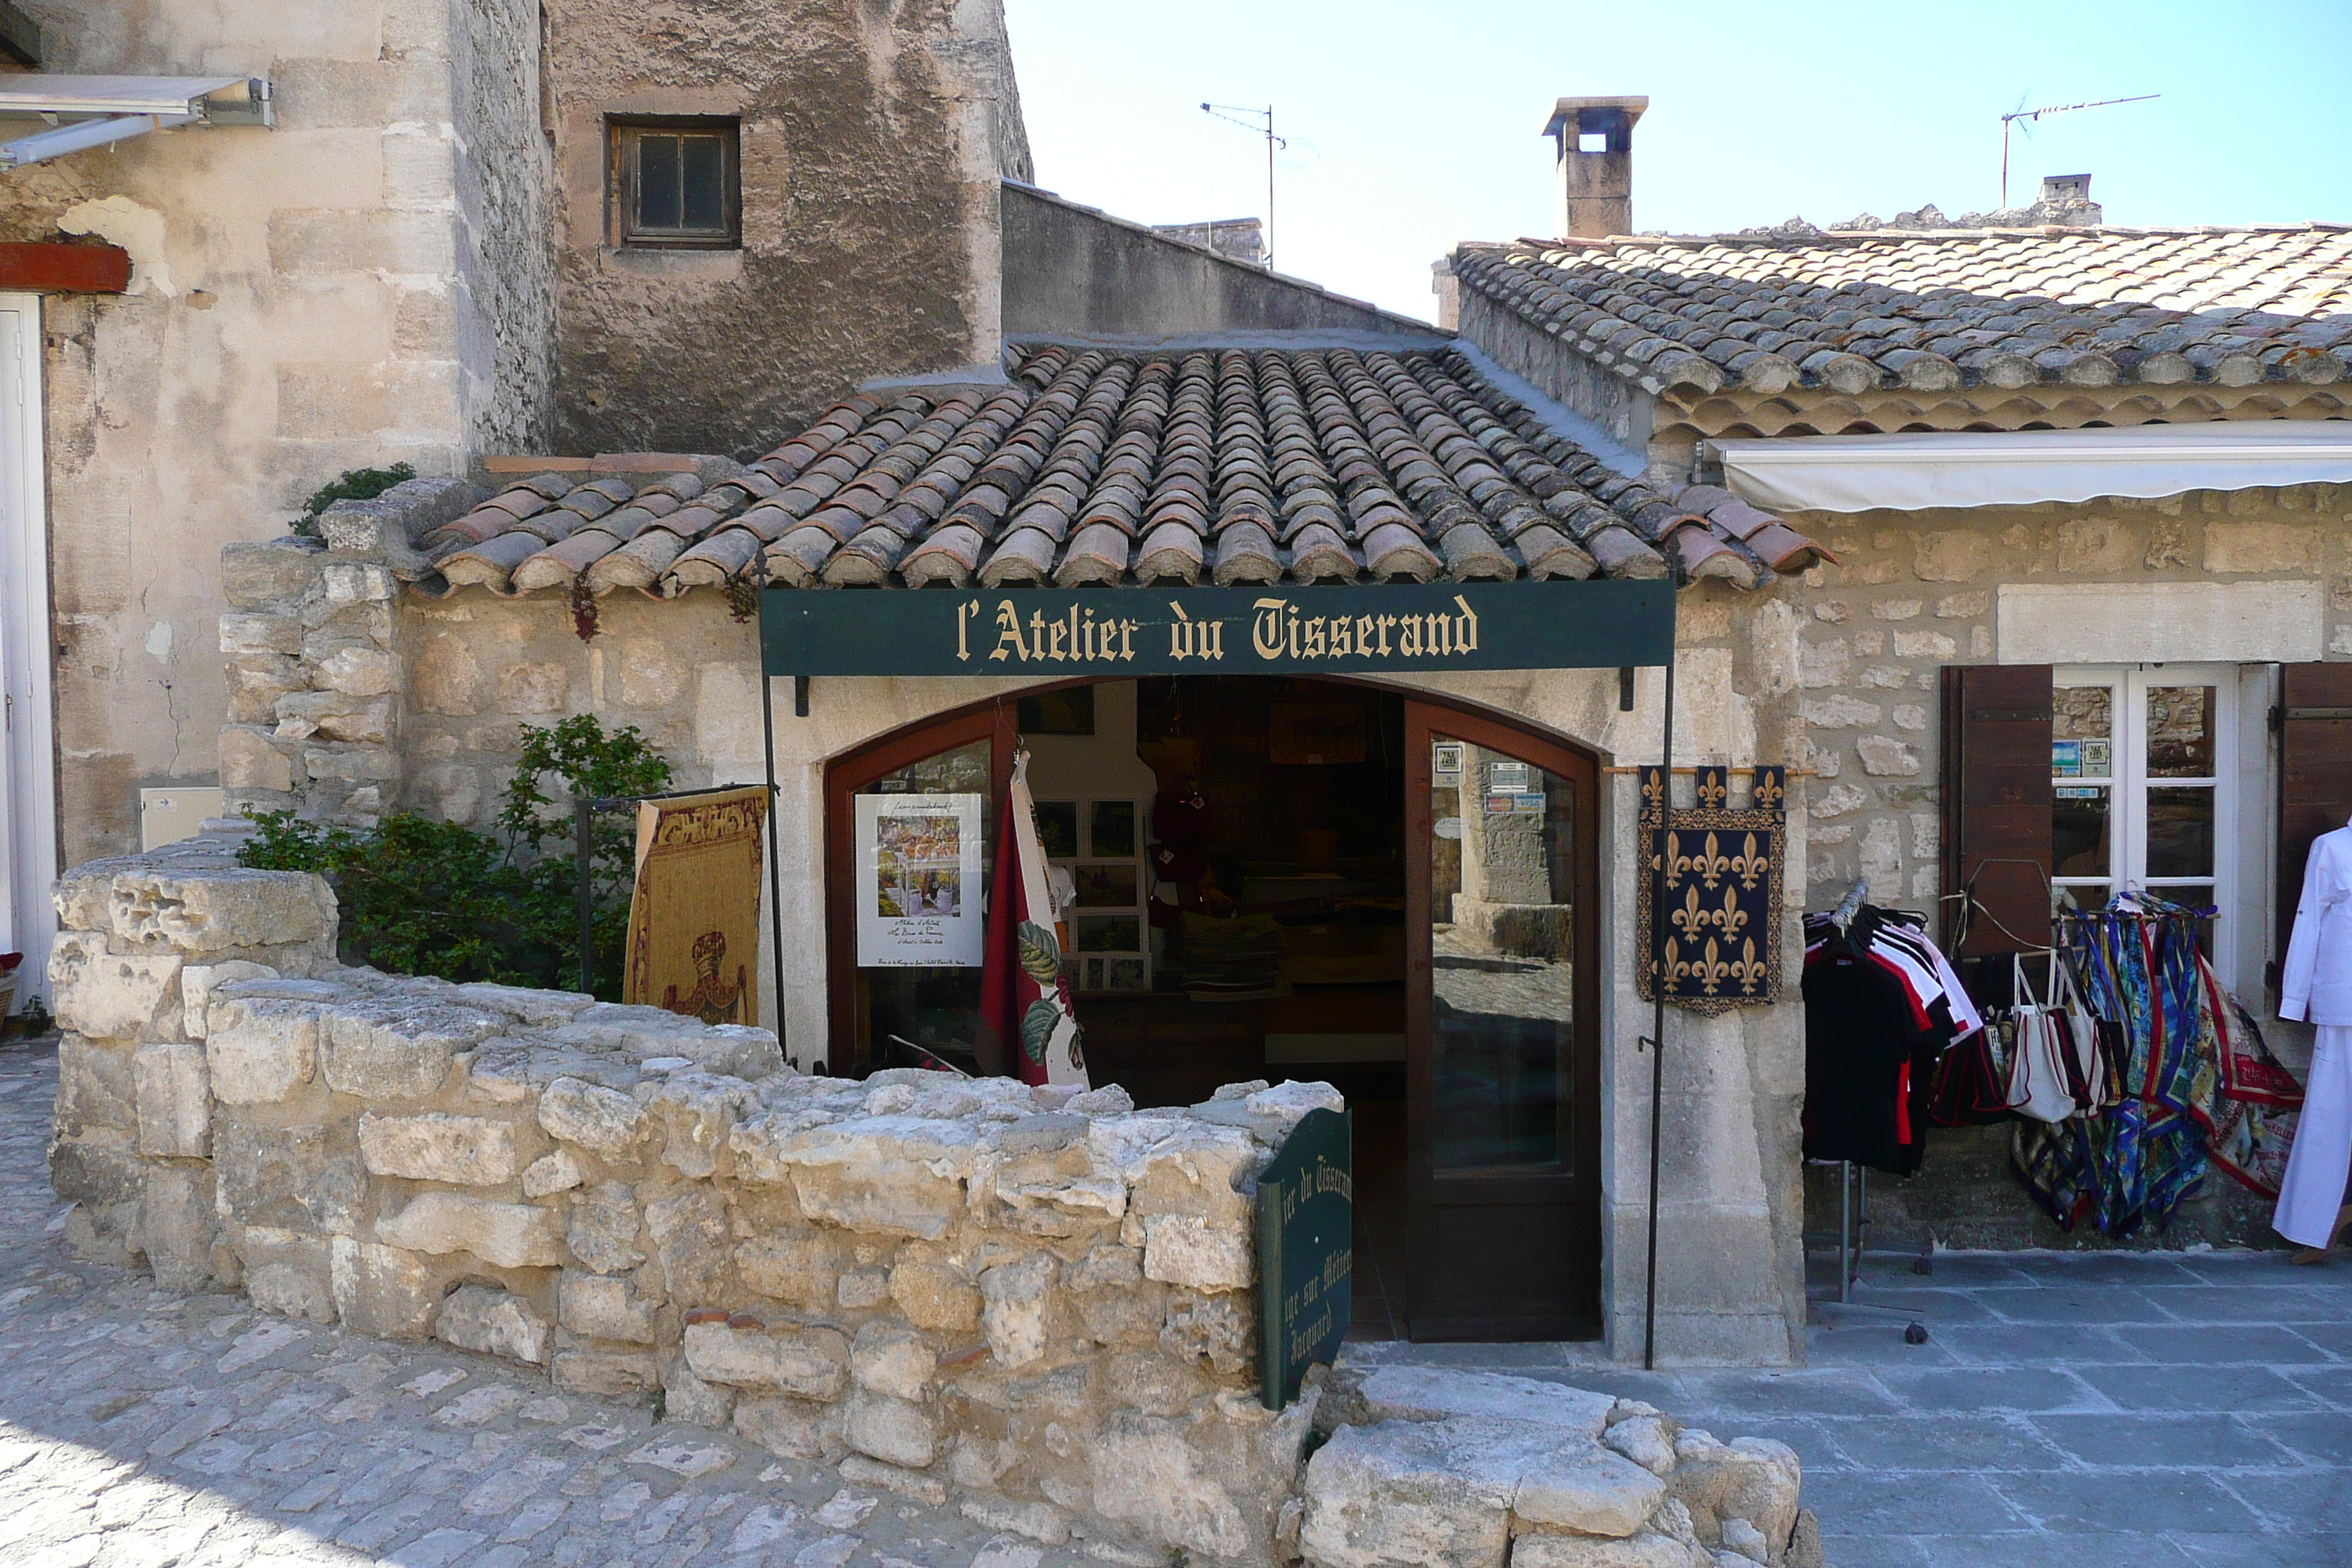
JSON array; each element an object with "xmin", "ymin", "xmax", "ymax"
[{"xmin": 856, "ymin": 792, "xmax": 984, "ymax": 967}]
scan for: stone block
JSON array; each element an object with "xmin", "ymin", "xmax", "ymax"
[
  {"xmin": 413, "ymin": 635, "xmax": 486, "ymax": 715},
  {"xmin": 358, "ymin": 1111, "xmax": 521, "ymax": 1185},
  {"xmin": 206, "ymin": 997, "xmax": 320, "ymax": 1103},
  {"xmin": 1910, "ymin": 530, "xmax": 1989, "ymax": 582},
  {"xmin": 50, "ymin": 1134, "xmax": 148, "ymax": 1212},
  {"xmin": 1665, "ymin": 1433, "xmax": 1801, "ymax": 1555},
  {"xmin": 219, "ymin": 727, "xmax": 295, "ymax": 792},
  {"xmin": 733, "ymin": 1394, "xmax": 837, "ymax": 1460},
  {"xmin": 1138, "ymin": 1214, "xmax": 1253, "ymax": 1292},
  {"xmin": 437, "ymin": 1284, "xmax": 551, "ymax": 1364},
  {"xmin": 644, "ymin": 1073, "xmax": 759, "ymax": 1177},
  {"xmin": 302, "ymin": 744, "xmax": 400, "ymax": 783},
  {"xmin": 319, "ymin": 561, "xmax": 396, "ymax": 604},
  {"xmin": 979, "ymin": 1251, "xmax": 1055, "ymax": 1369},
  {"xmin": 568, "ymin": 1180, "xmax": 645, "ymax": 1273},
  {"xmin": 137, "ymin": 1164, "xmax": 219, "ymax": 1292},
  {"xmin": 1359, "ymin": 1368, "xmax": 1616, "ymax": 1440},
  {"xmin": 215, "ymin": 1118, "xmax": 366, "ymax": 1234},
  {"xmin": 644, "ymin": 1186, "xmax": 731, "ymax": 1301},
  {"xmin": 55, "ymin": 1033, "xmax": 137, "ymax": 1140},
  {"xmin": 323, "ymin": 999, "xmax": 503, "ymax": 1099},
  {"xmin": 50, "ymin": 930, "xmax": 183, "ymax": 1039},
  {"xmin": 888, "ymin": 1256, "xmax": 981, "ymax": 1330},
  {"xmin": 837, "ymin": 1455, "xmax": 947, "ymax": 1507},
  {"xmin": 222, "ymin": 539, "xmax": 324, "ymax": 608},
  {"xmin": 522, "ymin": 1148, "xmax": 582, "ymax": 1196},
  {"xmin": 497, "ymin": 661, "xmax": 570, "ymax": 714},
  {"xmin": 180, "ymin": 961, "xmax": 278, "ymax": 1040},
  {"xmin": 314, "ymin": 643, "xmax": 398, "ymax": 696},
  {"xmin": 1106, "ymin": 1350, "xmax": 1207, "ymax": 1417},
  {"xmin": 237, "ymin": 1243, "xmax": 331, "ymax": 1316},
  {"xmin": 1090, "ymin": 1410, "xmax": 1254, "ymax": 1563},
  {"xmin": 1511, "ymin": 1533, "xmax": 1706, "ymax": 1567},
  {"xmin": 2204, "ymin": 520, "xmax": 2323, "ymax": 575},
  {"xmin": 843, "ymin": 1388, "xmax": 936, "ymax": 1469},
  {"xmin": 135, "ymin": 1042, "xmax": 211, "ymax": 1157},
  {"xmin": 554, "ymin": 1349, "xmax": 658, "ymax": 1396},
  {"xmin": 329, "ymin": 1236, "xmax": 448, "ymax": 1338},
  {"xmin": 111, "ymin": 867, "xmax": 333, "ymax": 953},
  {"xmin": 682, "ymin": 1321, "xmax": 849, "ymax": 1398},
  {"xmin": 851, "ymin": 1322, "xmax": 935, "ymax": 1402},
  {"xmin": 837, "ymin": 1269, "xmax": 889, "ymax": 1308},
  {"xmin": 375, "ymin": 1191, "xmax": 566, "ymax": 1268},
  {"xmin": 739, "ymin": 1229, "xmax": 840, "ymax": 1308},
  {"xmin": 734, "ymin": 1114, "xmax": 982, "ymax": 1239},
  {"xmin": 538, "ymin": 1076, "xmax": 646, "ymax": 1158},
  {"xmin": 1855, "ymin": 737, "xmax": 1921, "ymax": 777},
  {"xmin": 658, "ymin": 1352, "xmax": 736, "ymax": 1426},
  {"xmin": 958, "ymin": 1498, "xmax": 1073, "ymax": 1547},
  {"xmin": 1161, "ymin": 1289, "xmax": 1251, "ymax": 1376},
  {"xmin": 226, "ymin": 655, "xmax": 306, "ymax": 722},
  {"xmin": 219, "ymin": 612, "xmax": 303, "ymax": 656},
  {"xmin": 559, "ymin": 1269, "xmax": 661, "ymax": 1344}
]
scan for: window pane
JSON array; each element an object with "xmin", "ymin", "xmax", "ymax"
[
  {"xmin": 2146, "ymin": 686, "xmax": 2216, "ymax": 777},
  {"xmin": 2052, "ymin": 785, "xmax": 2111, "ymax": 877},
  {"xmin": 637, "ymin": 134, "xmax": 682, "ymax": 231},
  {"xmin": 2054, "ymin": 882, "xmax": 2108, "ymax": 916},
  {"xmin": 2146, "ymin": 786, "xmax": 2215, "ymax": 878},
  {"xmin": 860, "ymin": 739, "xmax": 992, "ymax": 1071},
  {"xmin": 1429, "ymin": 739, "xmax": 1572, "ymax": 1170},
  {"xmin": 681, "ymin": 134, "xmax": 725, "ymax": 229},
  {"xmin": 2054, "ymin": 686, "xmax": 2113, "ymax": 781}
]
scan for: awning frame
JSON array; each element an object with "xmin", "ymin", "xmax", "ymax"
[{"xmin": 0, "ymin": 75, "xmax": 272, "ymax": 168}]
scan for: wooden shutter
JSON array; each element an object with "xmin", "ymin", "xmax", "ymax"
[
  {"xmin": 1940, "ymin": 665, "xmax": 2053, "ymax": 956},
  {"xmin": 2275, "ymin": 663, "xmax": 2352, "ymax": 992}
]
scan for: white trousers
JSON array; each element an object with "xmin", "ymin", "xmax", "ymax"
[{"xmin": 2275, "ymin": 1024, "xmax": 2352, "ymax": 1248}]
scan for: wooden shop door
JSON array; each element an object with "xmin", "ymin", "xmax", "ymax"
[{"xmin": 1403, "ymin": 701, "xmax": 1601, "ymax": 1340}]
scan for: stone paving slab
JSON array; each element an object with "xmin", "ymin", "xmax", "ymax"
[
  {"xmin": 1350, "ymin": 1231, "xmax": 2352, "ymax": 1567},
  {"xmin": 0, "ymin": 1042, "xmax": 1114, "ymax": 1568}
]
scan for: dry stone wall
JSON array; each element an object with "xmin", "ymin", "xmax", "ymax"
[{"xmin": 44, "ymin": 828, "xmax": 1334, "ymax": 1565}]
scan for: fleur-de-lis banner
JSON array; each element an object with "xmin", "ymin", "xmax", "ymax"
[{"xmin": 1636, "ymin": 764, "xmax": 1786, "ymax": 1014}]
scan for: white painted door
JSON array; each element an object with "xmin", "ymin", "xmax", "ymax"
[{"xmin": 0, "ymin": 293, "xmax": 55, "ymax": 999}]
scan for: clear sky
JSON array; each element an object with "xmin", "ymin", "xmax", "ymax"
[{"xmin": 1001, "ymin": 0, "xmax": 2352, "ymax": 324}]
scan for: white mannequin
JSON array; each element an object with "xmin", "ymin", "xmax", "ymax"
[{"xmin": 2276, "ymin": 815, "xmax": 2352, "ymax": 1260}]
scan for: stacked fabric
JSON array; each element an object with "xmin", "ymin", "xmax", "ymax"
[{"xmin": 1178, "ymin": 912, "xmax": 1289, "ymax": 1002}]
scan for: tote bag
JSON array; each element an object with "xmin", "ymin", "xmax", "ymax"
[{"xmin": 2005, "ymin": 954, "xmax": 2079, "ymax": 1124}]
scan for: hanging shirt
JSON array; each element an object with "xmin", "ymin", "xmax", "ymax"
[{"xmin": 2283, "ymin": 819, "xmax": 2352, "ymax": 1026}]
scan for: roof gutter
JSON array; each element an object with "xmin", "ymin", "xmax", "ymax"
[{"xmin": 0, "ymin": 75, "xmax": 272, "ymax": 169}]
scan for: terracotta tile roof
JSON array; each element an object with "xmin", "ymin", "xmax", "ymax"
[
  {"xmin": 422, "ymin": 345, "xmax": 1827, "ymax": 599},
  {"xmin": 1452, "ymin": 225, "xmax": 2352, "ymax": 398}
]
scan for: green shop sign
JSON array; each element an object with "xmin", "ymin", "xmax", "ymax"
[
  {"xmin": 759, "ymin": 578, "xmax": 1673, "ymax": 678},
  {"xmin": 1256, "ymin": 1107, "xmax": 1352, "ymax": 1410}
]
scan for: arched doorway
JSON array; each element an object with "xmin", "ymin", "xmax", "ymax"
[{"xmin": 823, "ymin": 675, "xmax": 1601, "ymax": 1340}]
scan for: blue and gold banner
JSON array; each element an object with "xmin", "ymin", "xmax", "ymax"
[{"xmin": 1636, "ymin": 764, "xmax": 1786, "ymax": 1014}]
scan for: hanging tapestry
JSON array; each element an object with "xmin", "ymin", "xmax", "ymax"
[
  {"xmin": 1635, "ymin": 764, "xmax": 1787, "ymax": 1015},
  {"xmin": 623, "ymin": 786, "xmax": 769, "ymax": 1025}
]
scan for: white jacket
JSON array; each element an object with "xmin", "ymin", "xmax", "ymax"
[{"xmin": 2282, "ymin": 820, "xmax": 2352, "ymax": 1025}]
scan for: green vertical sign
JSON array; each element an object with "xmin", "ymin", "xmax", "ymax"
[{"xmin": 1256, "ymin": 1107, "xmax": 1352, "ymax": 1409}]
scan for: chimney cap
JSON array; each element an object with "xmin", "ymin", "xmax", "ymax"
[{"xmin": 1542, "ymin": 95, "xmax": 1648, "ymax": 138}]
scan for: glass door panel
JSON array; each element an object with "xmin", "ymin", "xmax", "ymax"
[
  {"xmin": 1428, "ymin": 740, "xmax": 1574, "ymax": 1170},
  {"xmin": 856, "ymin": 739, "xmax": 995, "ymax": 1073},
  {"xmin": 1406, "ymin": 702, "xmax": 1598, "ymax": 1341},
  {"xmin": 2051, "ymin": 678, "xmax": 2118, "ymax": 914}
]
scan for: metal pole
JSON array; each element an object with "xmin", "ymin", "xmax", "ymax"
[
  {"xmin": 1642, "ymin": 654, "xmax": 1676, "ymax": 1371},
  {"xmin": 1264, "ymin": 105, "xmax": 1275, "ymax": 271},
  {"xmin": 575, "ymin": 797, "xmax": 595, "ymax": 996},
  {"xmin": 758, "ymin": 641, "xmax": 791, "ymax": 1071}
]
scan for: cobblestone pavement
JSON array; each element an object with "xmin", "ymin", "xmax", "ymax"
[
  {"xmin": 0, "ymin": 1040, "xmax": 1099, "ymax": 1568},
  {"xmin": 1357, "ymin": 1243, "xmax": 2352, "ymax": 1567}
]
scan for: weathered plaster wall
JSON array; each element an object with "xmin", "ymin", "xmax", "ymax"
[
  {"xmin": 543, "ymin": 0, "xmax": 1030, "ymax": 459},
  {"xmin": 8, "ymin": 0, "xmax": 552, "ymax": 867},
  {"xmin": 1003, "ymin": 184, "xmax": 1435, "ymax": 342}
]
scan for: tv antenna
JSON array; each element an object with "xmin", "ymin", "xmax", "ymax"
[
  {"xmin": 1200, "ymin": 102, "xmax": 1283, "ymax": 269},
  {"xmin": 2000, "ymin": 93, "xmax": 2157, "ymax": 208}
]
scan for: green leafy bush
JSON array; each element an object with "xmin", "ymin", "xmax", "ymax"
[
  {"xmin": 289, "ymin": 462, "xmax": 417, "ymax": 541},
  {"xmin": 237, "ymin": 715, "xmax": 674, "ymax": 997}
]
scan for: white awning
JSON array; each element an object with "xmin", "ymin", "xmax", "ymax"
[
  {"xmin": 0, "ymin": 76, "xmax": 271, "ymax": 168},
  {"xmin": 1708, "ymin": 422, "xmax": 2352, "ymax": 514}
]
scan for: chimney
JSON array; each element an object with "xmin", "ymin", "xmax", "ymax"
[{"xmin": 1543, "ymin": 95, "xmax": 1648, "ymax": 239}]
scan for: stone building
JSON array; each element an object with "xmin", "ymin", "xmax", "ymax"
[{"xmin": 0, "ymin": 0, "xmax": 1030, "ymax": 981}]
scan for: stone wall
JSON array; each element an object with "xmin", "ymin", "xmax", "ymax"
[
  {"xmin": 47, "ymin": 828, "xmax": 1336, "ymax": 1565},
  {"xmin": 11, "ymin": 0, "xmax": 556, "ymax": 864},
  {"xmin": 543, "ymin": 0, "xmax": 1033, "ymax": 457}
]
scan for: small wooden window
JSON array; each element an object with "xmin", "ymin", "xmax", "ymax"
[{"xmin": 610, "ymin": 118, "xmax": 738, "ymax": 248}]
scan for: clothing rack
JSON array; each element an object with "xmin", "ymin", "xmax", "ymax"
[{"xmin": 1803, "ymin": 1162, "xmax": 1929, "ymax": 1342}]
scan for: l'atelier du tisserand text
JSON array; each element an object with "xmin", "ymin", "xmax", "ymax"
[{"xmin": 953, "ymin": 595, "xmax": 1487, "ymax": 666}]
